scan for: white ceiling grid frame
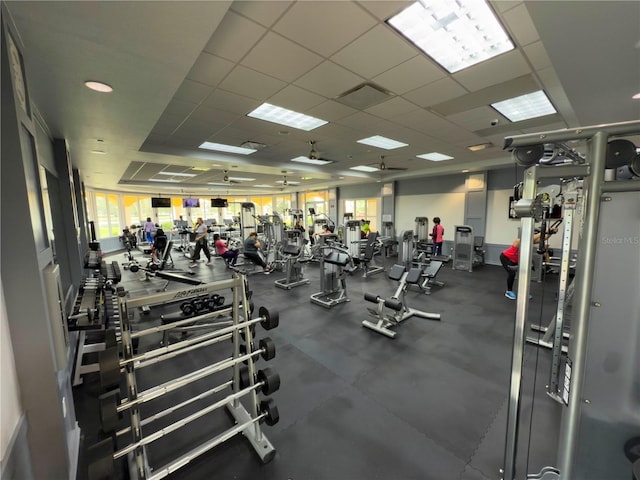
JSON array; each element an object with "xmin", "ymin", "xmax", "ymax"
[
  {"xmin": 372, "ymin": 55, "xmax": 447, "ymax": 95},
  {"xmin": 202, "ymin": 10, "xmax": 267, "ymax": 62},
  {"xmin": 294, "ymin": 61, "xmax": 366, "ymax": 98},
  {"xmin": 186, "ymin": 53, "xmax": 236, "ymax": 88},
  {"xmin": 218, "ymin": 65, "xmax": 287, "ymax": 101},
  {"xmin": 403, "ymin": 77, "xmax": 468, "ymax": 108}
]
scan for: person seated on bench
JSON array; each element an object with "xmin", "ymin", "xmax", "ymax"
[
  {"xmin": 244, "ymin": 232, "xmax": 272, "ymax": 274},
  {"xmin": 151, "ymin": 228, "xmax": 168, "ymax": 263},
  {"xmin": 213, "ymin": 233, "xmax": 238, "ymax": 267}
]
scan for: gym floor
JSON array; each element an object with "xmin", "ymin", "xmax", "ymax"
[{"xmin": 74, "ymin": 247, "xmax": 564, "ymax": 480}]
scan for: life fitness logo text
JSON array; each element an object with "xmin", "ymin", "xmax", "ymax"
[
  {"xmin": 173, "ymin": 287, "xmax": 208, "ymax": 299},
  {"xmin": 601, "ymin": 236, "xmax": 639, "ymax": 245}
]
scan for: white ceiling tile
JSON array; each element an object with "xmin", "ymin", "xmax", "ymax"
[
  {"xmin": 453, "ymin": 50, "xmax": 531, "ymax": 91},
  {"xmin": 335, "ymin": 111, "xmax": 387, "ymax": 131},
  {"xmin": 218, "ymin": 65, "xmax": 286, "ymax": 101},
  {"xmin": 241, "ymin": 32, "xmax": 323, "ymax": 82},
  {"xmin": 492, "ymin": 1, "xmax": 523, "ymax": 14},
  {"xmin": 187, "ymin": 53, "xmax": 235, "ymax": 87},
  {"xmin": 403, "ymin": 78, "xmax": 467, "ymax": 108},
  {"xmin": 203, "ymin": 11, "xmax": 267, "ymax": 62},
  {"xmin": 373, "ymin": 55, "xmax": 446, "ymax": 95},
  {"xmin": 201, "ymin": 89, "xmax": 260, "ymax": 115},
  {"xmin": 173, "ymin": 79, "xmax": 213, "ymax": 104},
  {"xmin": 273, "ymin": 2, "xmax": 377, "ymax": 57},
  {"xmin": 294, "ymin": 61, "xmax": 365, "ymax": 98},
  {"xmin": 331, "ymin": 25, "xmax": 417, "ymax": 79},
  {"xmin": 523, "ymin": 41, "xmax": 552, "ymax": 71},
  {"xmin": 188, "ymin": 106, "xmax": 242, "ymax": 126},
  {"xmin": 267, "ymin": 85, "xmax": 326, "ymax": 112},
  {"xmin": 365, "ymin": 96, "xmax": 418, "ymax": 118},
  {"xmin": 307, "ymin": 100, "xmax": 359, "ymax": 122},
  {"xmin": 356, "ymin": 1, "xmax": 413, "ymax": 21},
  {"xmin": 447, "ymin": 106, "xmax": 504, "ymax": 131},
  {"xmin": 151, "ymin": 113, "xmax": 184, "ymax": 136},
  {"xmin": 230, "ymin": 1, "xmax": 293, "ymax": 27},
  {"xmin": 503, "ymin": 3, "xmax": 540, "ymax": 47},
  {"xmin": 164, "ymin": 98, "xmax": 198, "ymax": 117}
]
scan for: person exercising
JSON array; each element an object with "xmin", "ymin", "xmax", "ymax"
[
  {"xmin": 500, "ymin": 227, "xmax": 556, "ymax": 300},
  {"xmin": 188, "ymin": 217, "xmax": 211, "ymax": 267},
  {"xmin": 244, "ymin": 232, "xmax": 272, "ymax": 274},
  {"xmin": 143, "ymin": 217, "xmax": 155, "ymax": 244},
  {"xmin": 213, "ymin": 233, "xmax": 238, "ymax": 267}
]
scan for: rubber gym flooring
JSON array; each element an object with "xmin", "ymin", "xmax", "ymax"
[{"xmin": 73, "ymin": 248, "xmax": 564, "ymax": 480}]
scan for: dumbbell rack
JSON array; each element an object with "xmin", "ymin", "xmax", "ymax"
[{"xmin": 89, "ymin": 273, "xmax": 280, "ymax": 480}]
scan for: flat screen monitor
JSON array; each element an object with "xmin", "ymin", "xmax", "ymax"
[
  {"xmin": 151, "ymin": 197, "xmax": 171, "ymax": 208},
  {"xmin": 211, "ymin": 198, "xmax": 228, "ymax": 208},
  {"xmin": 182, "ymin": 198, "xmax": 200, "ymax": 208}
]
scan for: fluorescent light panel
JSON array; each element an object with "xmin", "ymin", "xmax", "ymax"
[
  {"xmin": 276, "ymin": 180, "xmax": 300, "ymax": 185},
  {"xmin": 417, "ymin": 152, "xmax": 454, "ymax": 161},
  {"xmin": 290, "ymin": 156, "xmax": 333, "ymax": 165},
  {"xmin": 387, "ymin": 0, "xmax": 514, "ymax": 73},
  {"xmin": 252, "ymin": 184, "xmax": 276, "ymax": 188},
  {"xmin": 157, "ymin": 171, "xmax": 196, "ymax": 177},
  {"xmin": 149, "ymin": 178, "xmax": 180, "ymax": 183},
  {"xmin": 350, "ymin": 165, "xmax": 379, "ymax": 172},
  {"xmin": 357, "ymin": 135, "xmax": 408, "ymax": 150},
  {"xmin": 247, "ymin": 103, "xmax": 328, "ymax": 131},
  {"xmin": 467, "ymin": 142, "xmax": 493, "ymax": 152},
  {"xmin": 491, "ymin": 90, "xmax": 557, "ymax": 122},
  {"xmin": 198, "ymin": 142, "xmax": 257, "ymax": 155}
]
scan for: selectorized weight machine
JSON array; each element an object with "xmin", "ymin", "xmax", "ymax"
[{"xmin": 310, "ymin": 243, "xmax": 353, "ymax": 308}]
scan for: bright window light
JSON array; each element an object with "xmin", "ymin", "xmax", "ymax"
[
  {"xmin": 491, "ymin": 90, "xmax": 557, "ymax": 122},
  {"xmin": 387, "ymin": 0, "xmax": 514, "ymax": 73},
  {"xmin": 290, "ymin": 156, "xmax": 333, "ymax": 165},
  {"xmin": 149, "ymin": 178, "xmax": 180, "ymax": 183},
  {"xmin": 228, "ymin": 176, "xmax": 255, "ymax": 182},
  {"xmin": 350, "ymin": 165, "xmax": 379, "ymax": 172},
  {"xmin": 247, "ymin": 103, "xmax": 328, "ymax": 131},
  {"xmin": 357, "ymin": 135, "xmax": 408, "ymax": 150},
  {"xmin": 417, "ymin": 152, "xmax": 454, "ymax": 161},
  {"xmin": 157, "ymin": 171, "xmax": 197, "ymax": 177},
  {"xmin": 198, "ymin": 142, "xmax": 257, "ymax": 155}
]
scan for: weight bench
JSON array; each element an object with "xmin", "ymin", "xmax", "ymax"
[
  {"xmin": 362, "ymin": 264, "xmax": 440, "ymax": 338},
  {"xmin": 420, "ymin": 260, "xmax": 444, "ymax": 294}
]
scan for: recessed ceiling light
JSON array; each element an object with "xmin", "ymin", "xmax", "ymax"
[
  {"xmin": 387, "ymin": 0, "xmax": 514, "ymax": 73},
  {"xmin": 462, "ymin": 169, "xmax": 470, "ymax": 173},
  {"xmin": 300, "ymin": 177, "xmax": 313, "ymax": 180},
  {"xmin": 149, "ymin": 178, "xmax": 180, "ymax": 183},
  {"xmin": 350, "ymin": 165, "xmax": 379, "ymax": 172},
  {"xmin": 633, "ymin": 92, "xmax": 640, "ymax": 100},
  {"xmin": 199, "ymin": 142, "xmax": 257, "ymax": 155},
  {"xmin": 157, "ymin": 171, "xmax": 197, "ymax": 177},
  {"xmin": 467, "ymin": 143, "xmax": 493, "ymax": 152},
  {"xmin": 84, "ymin": 81, "xmax": 113, "ymax": 93},
  {"xmin": 491, "ymin": 90, "xmax": 557, "ymax": 122},
  {"xmin": 91, "ymin": 150, "xmax": 106, "ymax": 155},
  {"xmin": 247, "ymin": 103, "xmax": 328, "ymax": 131},
  {"xmin": 357, "ymin": 135, "xmax": 408, "ymax": 150},
  {"xmin": 191, "ymin": 167, "xmax": 211, "ymax": 171},
  {"xmin": 252, "ymin": 184, "xmax": 276, "ymax": 188},
  {"xmin": 290, "ymin": 156, "xmax": 333, "ymax": 165},
  {"xmin": 417, "ymin": 152, "xmax": 454, "ymax": 161}
]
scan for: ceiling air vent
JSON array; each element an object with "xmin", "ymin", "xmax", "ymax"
[{"xmin": 335, "ymin": 82, "xmax": 393, "ymax": 109}]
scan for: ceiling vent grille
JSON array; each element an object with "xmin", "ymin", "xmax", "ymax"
[{"xmin": 335, "ymin": 82, "xmax": 393, "ymax": 109}]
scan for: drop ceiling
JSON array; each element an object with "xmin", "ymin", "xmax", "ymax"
[{"xmin": 4, "ymin": 0, "xmax": 639, "ymax": 195}]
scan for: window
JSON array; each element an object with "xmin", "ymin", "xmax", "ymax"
[
  {"xmin": 93, "ymin": 192, "xmax": 121, "ymax": 239},
  {"xmin": 342, "ymin": 197, "xmax": 378, "ymax": 232}
]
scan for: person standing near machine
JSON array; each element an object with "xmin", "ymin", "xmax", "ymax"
[
  {"xmin": 430, "ymin": 217, "xmax": 444, "ymax": 256},
  {"xmin": 189, "ymin": 217, "xmax": 212, "ymax": 267},
  {"xmin": 244, "ymin": 232, "xmax": 272, "ymax": 274},
  {"xmin": 143, "ymin": 217, "xmax": 155, "ymax": 244}
]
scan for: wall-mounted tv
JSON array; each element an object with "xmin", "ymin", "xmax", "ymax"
[
  {"xmin": 182, "ymin": 197, "xmax": 200, "ymax": 208},
  {"xmin": 211, "ymin": 198, "xmax": 228, "ymax": 208},
  {"xmin": 151, "ymin": 197, "xmax": 171, "ymax": 208}
]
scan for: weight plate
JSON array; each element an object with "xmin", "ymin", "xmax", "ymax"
[
  {"xmin": 257, "ymin": 367, "xmax": 280, "ymax": 396},
  {"xmin": 98, "ymin": 348, "xmax": 121, "ymax": 391},
  {"xmin": 606, "ymin": 139, "xmax": 636, "ymax": 168},
  {"xmin": 259, "ymin": 398, "xmax": 280, "ymax": 426},
  {"xmin": 259, "ymin": 337, "xmax": 276, "ymax": 361}
]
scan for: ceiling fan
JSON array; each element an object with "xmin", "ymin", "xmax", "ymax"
[
  {"xmin": 307, "ymin": 140, "xmax": 334, "ymax": 163},
  {"xmin": 221, "ymin": 170, "xmax": 240, "ymax": 184},
  {"xmin": 369, "ymin": 155, "xmax": 407, "ymax": 171}
]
